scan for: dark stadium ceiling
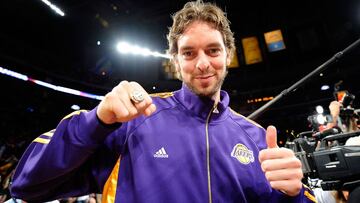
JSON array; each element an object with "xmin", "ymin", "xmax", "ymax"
[{"xmin": 0, "ymin": 0, "xmax": 359, "ymax": 121}]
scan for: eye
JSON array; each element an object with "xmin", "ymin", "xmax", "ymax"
[
  {"xmin": 208, "ymin": 48, "xmax": 221, "ymax": 56},
  {"xmin": 182, "ymin": 51, "xmax": 194, "ymax": 59}
]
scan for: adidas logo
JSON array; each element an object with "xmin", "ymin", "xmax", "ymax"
[{"xmin": 153, "ymin": 147, "xmax": 169, "ymax": 158}]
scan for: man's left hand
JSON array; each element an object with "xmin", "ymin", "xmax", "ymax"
[{"xmin": 259, "ymin": 126, "xmax": 303, "ymax": 196}]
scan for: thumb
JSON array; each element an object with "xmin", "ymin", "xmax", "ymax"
[{"xmin": 266, "ymin": 125, "xmax": 278, "ymax": 148}]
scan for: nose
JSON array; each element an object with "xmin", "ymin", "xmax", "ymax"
[{"xmin": 195, "ymin": 52, "xmax": 210, "ymax": 71}]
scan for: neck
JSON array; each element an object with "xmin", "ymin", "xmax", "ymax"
[{"xmin": 182, "ymin": 83, "xmax": 222, "ymax": 105}]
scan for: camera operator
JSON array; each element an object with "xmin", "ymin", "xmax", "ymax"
[
  {"xmin": 313, "ymin": 96, "xmax": 359, "ymax": 203},
  {"xmin": 327, "ymin": 100, "xmax": 359, "ymax": 133}
]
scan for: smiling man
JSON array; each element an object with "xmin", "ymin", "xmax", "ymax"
[
  {"xmin": 11, "ymin": 1, "xmax": 315, "ymax": 202},
  {"xmin": 175, "ymin": 21, "xmax": 229, "ymax": 99}
]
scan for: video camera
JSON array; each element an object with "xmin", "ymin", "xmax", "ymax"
[
  {"xmin": 290, "ymin": 130, "xmax": 360, "ymax": 191},
  {"xmin": 336, "ymin": 90, "xmax": 359, "ymax": 121},
  {"xmin": 287, "ymin": 90, "xmax": 360, "ymax": 191}
]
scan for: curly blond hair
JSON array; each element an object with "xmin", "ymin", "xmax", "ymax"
[{"xmin": 167, "ymin": 0, "xmax": 235, "ymax": 60}]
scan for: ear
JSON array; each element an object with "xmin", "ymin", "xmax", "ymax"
[
  {"xmin": 172, "ymin": 55, "xmax": 182, "ymax": 80},
  {"xmin": 226, "ymin": 53, "xmax": 232, "ymax": 66},
  {"xmin": 173, "ymin": 55, "xmax": 180, "ymax": 72}
]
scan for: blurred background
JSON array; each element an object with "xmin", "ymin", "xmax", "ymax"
[{"xmin": 0, "ymin": 0, "xmax": 359, "ymax": 173}]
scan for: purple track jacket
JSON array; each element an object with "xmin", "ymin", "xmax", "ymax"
[{"xmin": 11, "ymin": 84, "xmax": 316, "ymax": 203}]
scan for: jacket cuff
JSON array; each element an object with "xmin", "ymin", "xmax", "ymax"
[
  {"xmin": 76, "ymin": 107, "xmax": 121, "ymax": 147},
  {"xmin": 274, "ymin": 185, "xmax": 315, "ymax": 203}
]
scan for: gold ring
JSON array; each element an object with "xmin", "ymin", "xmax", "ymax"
[{"xmin": 130, "ymin": 90, "xmax": 144, "ymax": 103}]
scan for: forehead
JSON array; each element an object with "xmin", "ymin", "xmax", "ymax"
[{"xmin": 177, "ymin": 21, "xmax": 225, "ymax": 49}]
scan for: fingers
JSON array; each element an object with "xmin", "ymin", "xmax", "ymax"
[
  {"xmin": 128, "ymin": 82, "xmax": 154, "ymax": 112},
  {"xmin": 144, "ymin": 104, "xmax": 157, "ymax": 116},
  {"xmin": 97, "ymin": 80, "xmax": 156, "ymax": 124},
  {"xmin": 108, "ymin": 91, "xmax": 130, "ymax": 117},
  {"xmin": 265, "ymin": 168, "xmax": 303, "ymax": 182},
  {"xmin": 259, "ymin": 126, "xmax": 303, "ymax": 197},
  {"xmin": 123, "ymin": 81, "xmax": 156, "ymax": 117},
  {"xmin": 260, "ymin": 153, "xmax": 303, "ymax": 196},
  {"xmin": 97, "ymin": 92, "xmax": 129, "ymax": 124},
  {"xmin": 115, "ymin": 81, "xmax": 155, "ymax": 117},
  {"xmin": 266, "ymin": 125, "xmax": 278, "ymax": 149},
  {"xmin": 259, "ymin": 147, "xmax": 294, "ymax": 162},
  {"xmin": 113, "ymin": 83, "xmax": 139, "ymax": 116},
  {"xmin": 261, "ymin": 156, "xmax": 301, "ymax": 172}
]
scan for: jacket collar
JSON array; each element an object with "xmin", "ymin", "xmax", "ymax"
[{"xmin": 174, "ymin": 83, "xmax": 230, "ymax": 121}]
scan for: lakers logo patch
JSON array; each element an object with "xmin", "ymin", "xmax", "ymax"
[{"xmin": 231, "ymin": 143, "xmax": 254, "ymax": 164}]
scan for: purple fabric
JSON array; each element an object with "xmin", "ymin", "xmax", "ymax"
[{"xmin": 11, "ymin": 84, "xmax": 314, "ymax": 203}]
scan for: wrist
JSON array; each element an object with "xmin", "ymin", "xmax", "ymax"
[{"xmin": 96, "ymin": 112, "xmax": 121, "ymax": 128}]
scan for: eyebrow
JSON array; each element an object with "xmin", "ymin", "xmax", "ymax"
[
  {"xmin": 179, "ymin": 42, "xmax": 223, "ymax": 52},
  {"xmin": 206, "ymin": 42, "xmax": 223, "ymax": 48},
  {"xmin": 179, "ymin": 46, "xmax": 194, "ymax": 52}
]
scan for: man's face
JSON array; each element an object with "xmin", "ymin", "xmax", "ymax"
[{"xmin": 175, "ymin": 21, "xmax": 230, "ymax": 98}]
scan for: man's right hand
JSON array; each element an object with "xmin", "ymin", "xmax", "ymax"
[{"xmin": 96, "ymin": 81, "xmax": 156, "ymax": 124}]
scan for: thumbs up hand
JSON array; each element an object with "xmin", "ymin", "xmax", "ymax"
[{"xmin": 259, "ymin": 126, "xmax": 303, "ymax": 197}]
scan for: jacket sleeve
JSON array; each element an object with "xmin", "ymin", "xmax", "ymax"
[
  {"xmin": 10, "ymin": 108, "xmax": 123, "ymax": 202},
  {"xmin": 269, "ymin": 184, "xmax": 317, "ymax": 203}
]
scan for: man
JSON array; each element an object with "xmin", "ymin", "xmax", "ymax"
[
  {"xmin": 327, "ymin": 100, "xmax": 359, "ymax": 133},
  {"xmin": 10, "ymin": 1, "xmax": 315, "ymax": 202}
]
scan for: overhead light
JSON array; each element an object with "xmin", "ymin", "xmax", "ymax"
[
  {"xmin": 41, "ymin": 0, "xmax": 65, "ymax": 16},
  {"xmin": 321, "ymin": 85, "xmax": 330, "ymax": 90},
  {"xmin": 97, "ymin": 41, "xmax": 101, "ymax": 46},
  {"xmin": 71, "ymin": 104, "xmax": 80, "ymax": 110},
  {"xmin": 116, "ymin": 41, "xmax": 171, "ymax": 59},
  {"xmin": 316, "ymin": 114, "xmax": 326, "ymax": 125},
  {"xmin": 316, "ymin": 105, "xmax": 324, "ymax": 114}
]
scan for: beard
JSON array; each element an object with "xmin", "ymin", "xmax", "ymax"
[{"xmin": 182, "ymin": 70, "xmax": 227, "ymax": 98}]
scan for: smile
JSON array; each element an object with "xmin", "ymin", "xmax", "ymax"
[{"xmin": 195, "ymin": 74, "xmax": 215, "ymax": 80}]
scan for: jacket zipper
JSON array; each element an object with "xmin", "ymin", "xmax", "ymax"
[{"xmin": 205, "ymin": 105, "xmax": 216, "ymax": 203}]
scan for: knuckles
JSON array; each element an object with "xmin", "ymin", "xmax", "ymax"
[
  {"xmin": 104, "ymin": 91, "xmax": 117, "ymax": 102},
  {"xmin": 259, "ymin": 147, "xmax": 295, "ymax": 163},
  {"xmin": 99, "ymin": 80, "xmax": 154, "ymax": 121}
]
